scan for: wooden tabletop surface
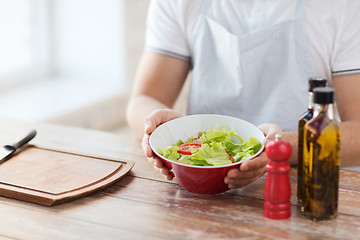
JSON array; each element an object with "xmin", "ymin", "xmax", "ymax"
[{"xmin": 0, "ymin": 119, "xmax": 359, "ymax": 240}]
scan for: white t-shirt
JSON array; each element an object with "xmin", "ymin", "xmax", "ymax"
[{"xmin": 146, "ymin": 0, "xmax": 360, "ymax": 82}]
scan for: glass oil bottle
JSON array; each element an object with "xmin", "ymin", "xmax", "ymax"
[
  {"xmin": 297, "ymin": 78, "xmax": 327, "ymax": 208},
  {"xmin": 302, "ymin": 87, "xmax": 340, "ymax": 221}
]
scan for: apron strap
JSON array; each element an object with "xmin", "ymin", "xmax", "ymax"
[
  {"xmin": 201, "ymin": 0, "xmax": 212, "ymax": 14},
  {"xmin": 296, "ymin": 0, "xmax": 304, "ymax": 20}
]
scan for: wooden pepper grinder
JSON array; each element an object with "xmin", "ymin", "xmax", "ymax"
[{"xmin": 264, "ymin": 133, "xmax": 292, "ymax": 219}]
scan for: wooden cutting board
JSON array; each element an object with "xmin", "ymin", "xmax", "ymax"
[{"xmin": 0, "ymin": 145, "xmax": 134, "ymax": 206}]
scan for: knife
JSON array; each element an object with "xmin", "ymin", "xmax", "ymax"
[{"xmin": 0, "ymin": 129, "xmax": 37, "ymax": 164}]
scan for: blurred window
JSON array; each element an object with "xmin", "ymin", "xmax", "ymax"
[
  {"xmin": 0, "ymin": 0, "xmax": 49, "ymax": 88},
  {"xmin": 0, "ymin": 0, "xmax": 125, "ymax": 91}
]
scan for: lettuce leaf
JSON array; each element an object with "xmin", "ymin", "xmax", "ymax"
[
  {"xmin": 190, "ymin": 142, "xmax": 232, "ymax": 166},
  {"xmin": 158, "ymin": 145, "xmax": 181, "ymax": 161}
]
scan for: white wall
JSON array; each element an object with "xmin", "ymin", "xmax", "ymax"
[
  {"xmin": 52, "ymin": 0, "xmax": 126, "ymax": 88},
  {"xmin": 49, "ymin": 0, "xmax": 151, "ymax": 131},
  {"xmin": 123, "ymin": 0, "xmax": 149, "ymax": 85},
  {"xmin": 0, "ymin": 0, "xmax": 154, "ymax": 131}
]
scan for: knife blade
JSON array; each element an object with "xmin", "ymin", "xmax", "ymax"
[{"xmin": 0, "ymin": 129, "xmax": 37, "ymax": 164}]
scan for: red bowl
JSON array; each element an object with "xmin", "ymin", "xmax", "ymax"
[
  {"xmin": 161, "ymin": 157, "xmax": 244, "ymax": 194},
  {"xmin": 149, "ymin": 114, "xmax": 265, "ymax": 194}
]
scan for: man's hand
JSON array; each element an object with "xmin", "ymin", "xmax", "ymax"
[
  {"xmin": 141, "ymin": 109, "xmax": 183, "ymax": 180},
  {"xmin": 224, "ymin": 123, "xmax": 283, "ymax": 189}
]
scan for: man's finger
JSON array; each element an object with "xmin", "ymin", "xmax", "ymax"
[
  {"xmin": 240, "ymin": 154, "xmax": 267, "ymax": 171},
  {"xmin": 227, "ymin": 175, "xmax": 261, "ymax": 189},
  {"xmin": 226, "ymin": 167, "xmax": 265, "ymax": 182},
  {"xmin": 144, "ymin": 109, "xmax": 182, "ymax": 135},
  {"xmin": 141, "ymin": 134, "xmax": 154, "ymax": 158}
]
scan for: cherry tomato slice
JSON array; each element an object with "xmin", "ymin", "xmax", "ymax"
[{"xmin": 178, "ymin": 142, "xmax": 202, "ymax": 155}]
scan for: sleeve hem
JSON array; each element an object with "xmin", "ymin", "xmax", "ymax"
[
  {"xmin": 145, "ymin": 46, "xmax": 191, "ymax": 62},
  {"xmin": 332, "ymin": 68, "xmax": 360, "ymax": 76}
]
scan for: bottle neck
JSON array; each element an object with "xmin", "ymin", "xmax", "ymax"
[
  {"xmin": 313, "ymin": 103, "xmax": 335, "ymax": 120},
  {"xmin": 308, "ymin": 92, "xmax": 314, "ymax": 109}
]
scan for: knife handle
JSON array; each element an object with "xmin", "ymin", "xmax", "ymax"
[{"xmin": 5, "ymin": 130, "xmax": 37, "ymax": 151}]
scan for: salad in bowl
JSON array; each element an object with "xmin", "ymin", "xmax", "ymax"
[{"xmin": 158, "ymin": 124, "xmax": 262, "ymax": 167}]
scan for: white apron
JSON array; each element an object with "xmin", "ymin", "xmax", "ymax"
[{"xmin": 187, "ymin": 0, "xmax": 317, "ymax": 131}]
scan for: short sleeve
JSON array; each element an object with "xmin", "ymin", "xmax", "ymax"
[
  {"xmin": 332, "ymin": 1, "xmax": 360, "ymax": 76},
  {"xmin": 145, "ymin": 0, "xmax": 191, "ymax": 61}
]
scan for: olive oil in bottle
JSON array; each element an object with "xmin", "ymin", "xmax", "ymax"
[
  {"xmin": 302, "ymin": 87, "xmax": 340, "ymax": 221},
  {"xmin": 297, "ymin": 78, "xmax": 327, "ymax": 208}
]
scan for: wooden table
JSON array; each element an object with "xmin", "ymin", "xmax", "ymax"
[{"xmin": 0, "ymin": 119, "xmax": 359, "ymax": 240}]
